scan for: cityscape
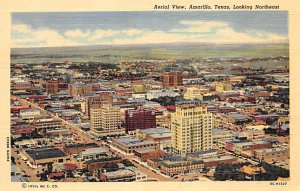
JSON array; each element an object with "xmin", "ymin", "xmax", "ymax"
[{"xmin": 10, "ymin": 12, "xmax": 289, "ymax": 182}]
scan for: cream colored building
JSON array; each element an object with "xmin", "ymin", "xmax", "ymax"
[
  {"xmin": 90, "ymin": 105, "xmax": 125, "ymax": 136},
  {"xmin": 171, "ymin": 104, "xmax": 213, "ymax": 156},
  {"xmin": 215, "ymin": 83, "xmax": 232, "ymax": 92},
  {"xmin": 68, "ymin": 83, "xmax": 93, "ymax": 96},
  {"xmin": 184, "ymin": 87, "xmax": 203, "ymax": 101}
]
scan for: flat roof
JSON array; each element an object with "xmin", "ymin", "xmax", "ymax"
[
  {"xmin": 138, "ymin": 127, "xmax": 170, "ymax": 135},
  {"xmin": 113, "ymin": 137, "xmax": 156, "ymax": 147},
  {"xmin": 64, "ymin": 143, "xmax": 98, "ymax": 149},
  {"xmin": 187, "ymin": 149, "xmax": 218, "ymax": 156},
  {"xmin": 81, "ymin": 147, "xmax": 109, "ymax": 155},
  {"xmin": 102, "ymin": 169, "xmax": 135, "ymax": 179},
  {"xmin": 203, "ymin": 155, "xmax": 236, "ymax": 163},
  {"xmin": 161, "ymin": 157, "xmax": 204, "ymax": 167},
  {"xmin": 25, "ymin": 147, "xmax": 67, "ymax": 160},
  {"xmin": 86, "ymin": 156, "xmax": 122, "ymax": 164},
  {"xmin": 255, "ymin": 147, "xmax": 287, "ymax": 153}
]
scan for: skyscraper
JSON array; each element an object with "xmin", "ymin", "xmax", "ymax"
[
  {"xmin": 171, "ymin": 104, "xmax": 213, "ymax": 156},
  {"xmin": 163, "ymin": 71, "xmax": 183, "ymax": 88}
]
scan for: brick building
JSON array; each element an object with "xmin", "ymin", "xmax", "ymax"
[
  {"xmin": 125, "ymin": 109, "xmax": 156, "ymax": 133},
  {"xmin": 162, "ymin": 72, "xmax": 183, "ymax": 88},
  {"xmin": 46, "ymin": 80, "xmax": 59, "ymax": 95}
]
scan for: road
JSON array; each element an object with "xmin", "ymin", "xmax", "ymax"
[
  {"xmin": 13, "ymin": 96, "xmax": 173, "ymax": 181},
  {"xmin": 11, "ymin": 148, "xmax": 40, "ymax": 181},
  {"xmin": 103, "ymin": 140, "xmax": 173, "ymax": 181},
  {"xmin": 223, "ymin": 149, "xmax": 259, "ymax": 165}
]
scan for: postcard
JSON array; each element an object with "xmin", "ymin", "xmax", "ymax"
[{"xmin": 0, "ymin": 0, "xmax": 299, "ymax": 191}]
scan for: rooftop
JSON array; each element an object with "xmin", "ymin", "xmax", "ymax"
[
  {"xmin": 64, "ymin": 143, "xmax": 98, "ymax": 149},
  {"xmin": 138, "ymin": 127, "xmax": 171, "ymax": 137},
  {"xmin": 86, "ymin": 156, "xmax": 122, "ymax": 164},
  {"xmin": 113, "ymin": 137, "xmax": 156, "ymax": 147},
  {"xmin": 81, "ymin": 147, "xmax": 109, "ymax": 155},
  {"xmin": 25, "ymin": 147, "xmax": 67, "ymax": 160},
  {"xmin": 203, "ymin": 155, "xmax": 236, "ymax": 163}
]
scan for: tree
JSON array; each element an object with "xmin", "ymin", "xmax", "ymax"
[
  {"xmin": 122, "ymin": 159, "xmax": 134, "ymax": 167},
  {"xmin": 11, "ymin": 156, "xmax": 16, "ymax": 164},
  {"xmin": 266, "ymin": 118, "xmax": 277, "ymax": 125},
  {"xmin": 39, "ymin": 173, "xmax": 48, "ymax": 181}
]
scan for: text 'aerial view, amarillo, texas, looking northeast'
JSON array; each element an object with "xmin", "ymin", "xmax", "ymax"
[{"xmin": 10, "ymin": 11, "xmax": 289, "ymax": 182}]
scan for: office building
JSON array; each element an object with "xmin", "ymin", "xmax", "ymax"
[
  {"xmin": 46, "ymin": 80, "xmax": 59, "ymax": 95},
  {"xmin": 171, "ymin": 104, "xmax": 213, "ymax": 156},
  {"xmin": 162, "ymin": 72, "xmax": 183, "ymax": 88},
  {"xmin": 90, "ymin": 105, "xmax": 125, "ymax": 136},
  {"xmin": 68, "ymin": 83, "xmax": 93, "ymax": 96},
  {"xmin": 184, "ymin": 87, "xmax": 203, "ymax": 101},
  {"xmin": 85, "ymin": 93, "xmax": 113, "ymax": 117},
  {"xmin": 125, "ymin": 109, "xmax": 156, "ymax": 133}
]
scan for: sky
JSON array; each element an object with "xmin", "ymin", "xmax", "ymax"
[{"xmin": 12, "ymin": 11, "xmax": 288, "ymax": 48}]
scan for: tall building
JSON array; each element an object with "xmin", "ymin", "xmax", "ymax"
[
  {"xmin": 85, "ymin": 93, "xmax": 113, "ymax": 117},
  {"xmin": 184, "ymin": 87, "xmax": 203, "ymax": 101},
  {"xmin": 46, "ymin": 80, "xmax": 59, "ymax": 95},
  {"xmin": 68, "ymin": 83, "xmax": 93, "ymax": 96},
  {"xmin": 125, "ymin": 109, "xmax": 156, "ymax": 133},
  {"xmin": 163, "ymin": 72, "xmax": 183, "ymax": 88},
  {"xmin": 171, "ymin": 104, "xmax": 213, "ymax": 156},
  {"xmin": 90, "ymin": 105, "xmax": 125, "ymax": 136}
]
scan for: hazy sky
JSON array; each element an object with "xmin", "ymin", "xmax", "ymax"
[{"xmin": 12, "ymin": 11, "xmax": 288, "ymax": 48}]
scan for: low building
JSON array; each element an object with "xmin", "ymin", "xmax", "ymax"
[
  {"xmin": 146, "ymin": 89, "xmax": 180, "ymax": 100},
  {"xmin": 63, "ymin": 143, "xmax": 98, "ymax": 155},
  {"xmin": 225, "ymin": 140, "xmax": 272, "ymax": 155},
  {"xmin": 234, "ymin": 129, "xmax": 265, "ymax": 140},
  {"xmin": 186, "ymin": 149, "xmax": 219, "ymax": 159},
  {"xmin": 203, "ymin": 155, "xmax": 238, "ymax": 168},
  {"xmin": 99, "ymin": 169, "xmax": 136, "ymax": 182},
  {"xmin": 253, "ymin": 147, "xmax": 289, "ymax": 163},
  {"xmin": 212, "ymin": 128, "xmax": 235, "ymax": 144},
  {"xmin": 133, "ymin": 148, "xmax": 162, "ymax": 162},
  {"xmin": 33, "ymin": 118, "xmax": 62, "ymax": 133},
  {"xmin": 136, "ymin": 127, "xmax": 171, "ymax": 142},
  {"xmin": 147, "ymin": 157, "xmax": 204, "ymax": 176},
  {"xmin": 79, "ymin": 147, "xmax": 110, "ymax": 161},
  {"xmin": 22, "ymin": 147, "xmax": 69, "ymax": 166},
  {"xmin": 111, "ymin": 137, "xmax": 158, "ymax": 154},
  {"xmin": 225, "ymin": 112, "xmax": 252, "ymax": 124},
  {"xmin": 155, "ymin": 114, "xmax": 171, "ymax": 129},
  {"xmin": 19, "ymin": 108, "xmax": 41, "ymax": 121},
  {"xmin": 184, "ymin": 87, "xmax": 203, "ymax": 101},
  {"xmin": 86, "ymin": 157, "xmax": 123, "ymax": 172}
]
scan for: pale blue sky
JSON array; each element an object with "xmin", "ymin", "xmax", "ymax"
[{"xmin": 12, "ymin": 11, "xmax": 288, "ymax": 48}]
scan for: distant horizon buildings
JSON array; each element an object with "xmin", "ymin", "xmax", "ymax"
[
  {"xmin": 171, "ymin": 104, "xmax": 213, "ymax": 156},
  {"xmin": 163, "ymin": 72, "xmax": 183, "ymax": 89}
]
